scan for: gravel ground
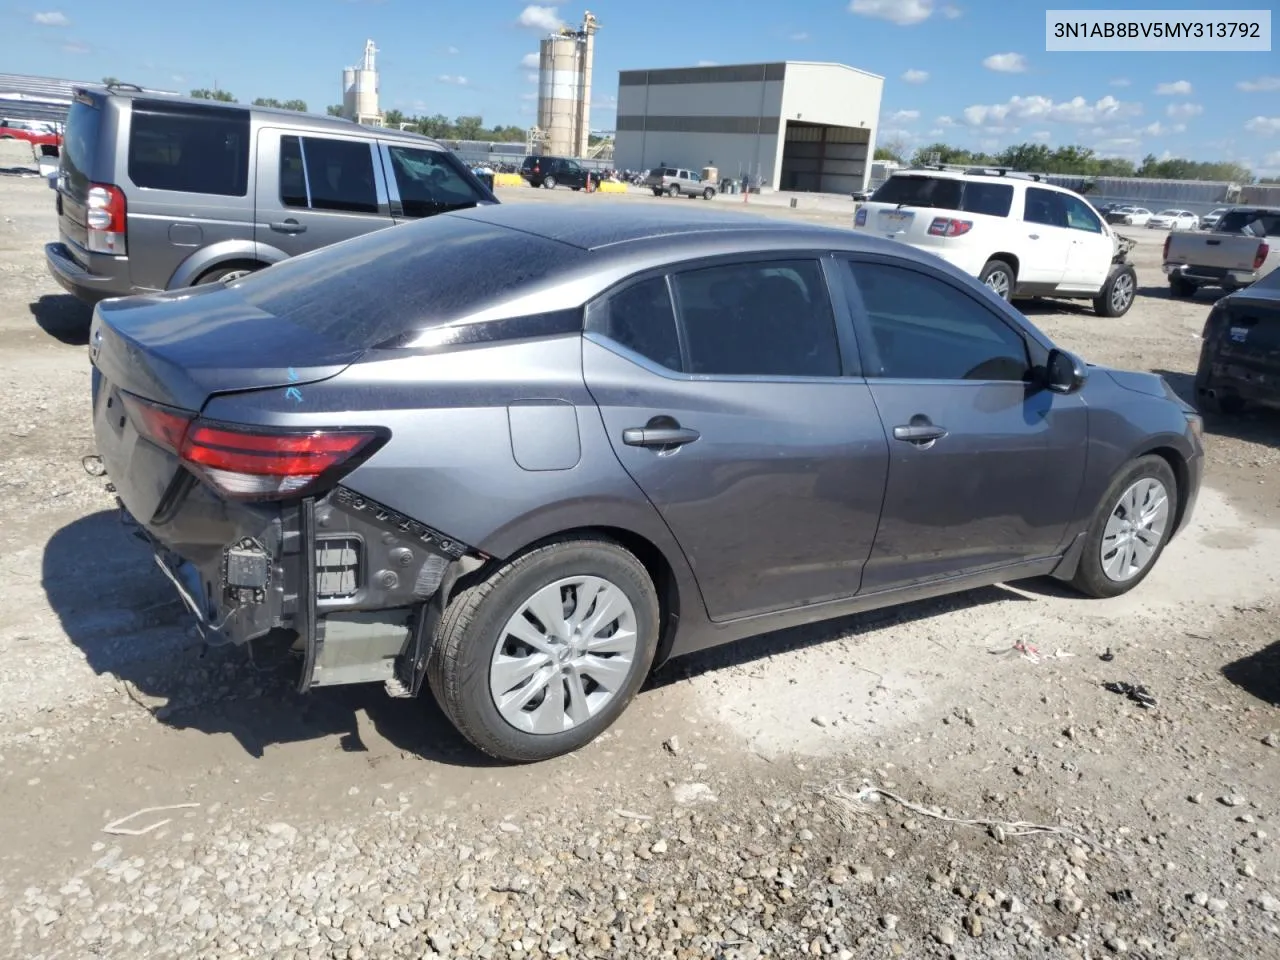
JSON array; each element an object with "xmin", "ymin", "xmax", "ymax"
[{"xmin": 1, "ymin": 141, "xmax": 1278, "ymax": 959}]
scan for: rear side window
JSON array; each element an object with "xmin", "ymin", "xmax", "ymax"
[
  {"xmin": 1024, "ymin": 187, "xmax": 1067, "ymax": 228},
  {"xmin": 128, "ymin": 100, "xmax": 249, "ymax": 196},
  {"xmin": 279, "ymin": 135, "xmax": 379, "ymax": 214},
  {"xmin": 1218, "ymin": 210, "xmax": 1280, "ymax": 237},
  {"xmin": 62, "ymin": 98, "xmax": 102, "ymax": 189},
  {"xmin": 869, "ymin": 175, "xmax": 1013, "ymax": 217},
  {"xmin": 585, "ymin": 276, "xmax": 682, "ymax": 370},
  {"xmin": 672, "ymin": 260, "xmax": 842, "ymax": 378},
  {"xmin": 385, "ymin": 145, "xmax": 484, "ymax": 217}
]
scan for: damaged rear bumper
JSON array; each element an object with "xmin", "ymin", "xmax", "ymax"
[{"xmin": 115, "ymin": 485, "xmax": 479, "ymax": 696}]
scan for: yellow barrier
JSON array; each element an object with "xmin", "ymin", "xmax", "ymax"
[
  {"xmin": 594, "ymin": 180, "xmax": 629, "ymax": 194},
  {"xmin": 493, "ymin": 173, "xmax": 526, "ymax": 187}
]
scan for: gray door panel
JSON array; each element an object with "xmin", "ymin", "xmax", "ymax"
[{"xmin": 254, "ymin": 128, "xmax": 392, "ymax": 261}]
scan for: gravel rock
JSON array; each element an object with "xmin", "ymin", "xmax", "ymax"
[
  {"xmin": 1207, "ymin": 898, "xmax": 1229, "ymax": 914},
  {"xmin": 1257, "ymin": 894, "xmax": 1280, "ymax": 913}
]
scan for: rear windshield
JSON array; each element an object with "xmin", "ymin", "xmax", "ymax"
[
  {"xmin": 870, "ymin": 175, "xmax": 1014, "ymax": 217},
  {"xmin": 1217, "ymin": 210, "xmax": 1280, "ymax": 237},
  {"xmin": 62, "ymin": 97, "xmax": 102, "ymax": 190},
  {"xmin": 235, "ymin": 212, "xmax": 585, "ymax": 349},
  {"xmin": 127, "ymin": 100, "xmax": 250, "ymax": 196}
]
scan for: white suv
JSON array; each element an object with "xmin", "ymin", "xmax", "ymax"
[{"xmin": 853, "ymin": 168, "xmax": 1137, "ymax": 317}]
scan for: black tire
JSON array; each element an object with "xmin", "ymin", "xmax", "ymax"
[
  {"xmin": 1169, "ymin": 275, "xmax": 1196, "ymax": 298},
  {"xmin": 543, "ymin": 175, "xmax": 557, "ymax": 189},
  {"xmin": 652, "ymin": 188, "xmax": 662, "ymax": 197},
  {"xmin": 195, "ymin": 263, "xmax": 260, "ymax": 286},
  {"xmin": 1092, "ymin": 264, "xmax": 1136, "ymax": 318},
  {"xmin": 702, "ymin": 187, "xmax": 715, "ymax": 200},
  {"xmin": 427, "ymin": 537, "xmax": 660, "ymax": 763},
  {"xmin": 667, "ymin": 184, "xmax": 680, "ymax": 198},
  {"xmin": 978, "ymin": 260, "xmax": 1015, "ymax": 301},
  {"xmin": 1070, "ymin": 455, "xmax": 1178, "ymax": 600},
  {"xmin": 571, "ymin": 186, "xmax": 581, "ymax": 192}
]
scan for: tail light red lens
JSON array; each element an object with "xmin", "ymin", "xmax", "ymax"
[
  {"xmin": 928, "ymin": 217, "xmax": 972, "ymax": 238},
  {"xmin": 86, "ymin": 182, "xmax": 127, "ymax": 255},
  {"xmin": 1255, "ymin": 243, "xmax": 1270, "ymax": 270},
  {"xmin": 122, "ymin": 393, "xmax": 384, "ymax": 500}
]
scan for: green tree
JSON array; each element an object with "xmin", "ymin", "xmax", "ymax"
[
  {"xmin": 280, "ymin": 99, "xmax": 307, "ymax": 112},
  {"xmin": 384, "ymin": 109, "xmax": 406, "ymax": 128},
  {"xmin": 191, "ymin": 88, "xmax": 235, "ymax": 102},
  {"xmin": 453, "ymin": 115, "xmax": 484, "ymax": 140},
  {"xmin": 326, "ymin": 104, "xmax": 344, "ymax": 116},
  {"xmin": 252, "ymin": 97, "xmax": 282, "ymax": 108},
  {"xmin": 101, "ymin": 75, "xmax": 120, "ymax": 86}
]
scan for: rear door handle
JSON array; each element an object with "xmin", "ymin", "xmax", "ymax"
[
  {"xmin": 270, "ymin": 219, "xmax": 307, "ymax": 234},
  {"xmin": 1028, "ymin": 233, "xmax": 1039, "ymax": 240},
  {"xmin": 893, "ymin": 423, "xmax": 948, "ymax": 444},
  {"xmin": 622, "ymin": 426, "xmax": 700, "ymax": 448}
]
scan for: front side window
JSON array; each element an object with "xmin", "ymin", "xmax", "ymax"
[
  {"xmin": 278, "ymin": 135, "xmax": 378, "ymax": 214},
  {"xmin": 1062, "ymin": 194, "xmax": 1103, "ymax": 233},
  {"xmin": 586, "ymin": 276, "xmax": 683, "ymax": 371},
  {"xmin": 671, "ymin": 259, "xmax": 842, "ymax": 378},
  {"xmin": 847, "ymin": 261, "xmax": 1030, "ymax": 382},
  {"xmin": 385, "ymin": 145, "xmax": 484, "ymax": 217},
  {"xmin": 128, "ymin": 101, "xmax": 249, "ymax": 196}
]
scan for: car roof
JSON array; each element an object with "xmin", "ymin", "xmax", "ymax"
[{"xmin": 81, "ymin": 85, "xmax": 446, "ymax": 148}]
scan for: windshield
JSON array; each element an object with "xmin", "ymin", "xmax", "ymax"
[{"xmin": 1156, "ymin": 210, "xmax": 1179, "ymax": 217}]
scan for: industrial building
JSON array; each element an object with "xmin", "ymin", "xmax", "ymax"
[
  {"xmin": 341, "ymin": 40, "xmax": 384, "ymax": 127},
  {"xmin": 533, "ymin": 11, "xmax": 600, "ymax": 158},
  {"xmin": 613, "ymin": 61, "xmax": 883, "ymax": 194}
]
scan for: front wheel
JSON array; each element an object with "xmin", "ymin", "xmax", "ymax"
[
  {"xmin": 667, "ymin": 184, "xmax": 680, "ymax": 198},
  {"xmin": 979, "ymin": 260, "xmax": 1015, "ymax": 301},
  {"xmin": 427, "ymin": 538, "xmax": 660, "ymax": 763},
  {"xmin": 1093, "ymin": 265, "xmax": 1136, "ymax": 317},
  {"xmin": 543, "ymin": 175, "xmax": 557, "ymax": 189},
  {"xmin": 702, "ymin": 187, "xmax": 715, "ymax": 200},
  {"xmin": 1070, "ymin": 455, "xmax": 1178, "ymax": 599}
]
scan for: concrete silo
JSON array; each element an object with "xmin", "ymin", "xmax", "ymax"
[
  {"xmin": 536, "ymin": 11, "xmax": 599, "ymax": 158},
  {"xmin": 342, "ymin": 40, "xmax": 384, "ymax": 127}
]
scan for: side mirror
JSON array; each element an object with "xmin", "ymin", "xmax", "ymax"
[{"xmin": 1045, "ymin": 348, "xmax": 1088, "ymax": 394}]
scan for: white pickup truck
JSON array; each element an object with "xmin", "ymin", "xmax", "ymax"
[{"xmin": 1163, "ymin": 206, "xmax": 1280, "ymax": 297}]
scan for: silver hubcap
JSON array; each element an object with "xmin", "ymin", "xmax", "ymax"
[
  {"xmin": 1110, "ymin": 273, "xmax": 1134, "ymax": 312},
  {"xmin": 984, "ymin": 270, "xmax": 1011, "ymax": 299},
  {"xmin": 1101, "ymin": 477, "xmax": 1170, "ymax": 582},
  {"xmin": 221, "ymin": 269, "xmax": 252, "ymax": 283},
  {"xmin": 489, "ymin": 576, "xmax": 638, "ymax": 735}
]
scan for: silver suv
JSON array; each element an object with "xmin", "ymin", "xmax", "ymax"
[
  {"xmin": 46, "ymin": 86, "xmax": 497, "ymax": 304},
  {"xmin": 644, "ymin": 167, "xmax": 716, "ymax": 200}
]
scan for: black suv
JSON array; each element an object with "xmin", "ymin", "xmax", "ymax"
[{"xmin": 521, "ymin": 155, "xmax": 591, "ymax": 190}]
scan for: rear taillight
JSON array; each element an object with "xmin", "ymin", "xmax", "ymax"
[
  {"xmin": 1162, "ymin": 235, "xmax": 1171, "ymax": 260},
  {"xmin": 1255, "ymin": 243, "xmax": 1270, "ymax": 270},
  {"xmin": 928, "ymin": 217, "xmax": 972, "ymax": 238},
  {"xmin": 122, "ymin": 393, "xmax": 384, "ymax": 500},
  {"xmin": 86, "ymin": 182, "xmax": 127, "ymax": 255},
  {"xmin": 854, "ymin": 207, "xmax": 868, "ymax": 227}
]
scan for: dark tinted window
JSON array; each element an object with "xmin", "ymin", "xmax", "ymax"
[
  {"xmin": 586, "ymin": 277, "xmax": 682, "ymax": 370},
  {"xmin": 1219, "ymin": 210, "xmax": 1280, "ymax": 237},
  {"xmin": 1062, "ymin": 194, "xmax": 1102, "ymax": 233},
  {"xmin": 672, "ymin": 260, "xmax": 841, "ymax": 377},
  {"xmin": 847, "ymin": 261, "xmax": 1029, "ymax": 381},
  {"xmin": 298, "ymin": 137, "xmax": 378, "ymax": 214},
  {"xmin": 1023, "ymin": 187, "xmax": 1067, "ymax": 228},
  {"xmin": 61, "ymin": 98, "xmax": 102, "ymax": 190},
  {"xmin": 385, "ymin": 145, "xmax": 484, "ymax": 217},
  {"xmin": 236, "ymin": 214, "xmax": 586, "ymax": 348},
  {"xmin": 869, "ymin": 175, "xmax": 1012, "ymax": 216},
  {"xmin": 279, "ymin": 135, "xmax": 307, "ymax": 207},
  {"xmin": 127, "ymin": 101, "xmax": 249, "ymax": 196}
]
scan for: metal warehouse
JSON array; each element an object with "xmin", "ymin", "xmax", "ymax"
[{"xmin": 613, "ymin": 61, "xmax": 883, "ymax": 194}]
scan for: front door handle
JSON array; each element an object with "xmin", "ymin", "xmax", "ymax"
[
  {"xmin": 893, "ymin": 423, "xmax": 948, "ymax": 444},
  {"xmin": 1028, "ymin": 233, "xmax": 1040, "ymax": 239},
  {"xmin": 270, "ymin": 219, "xmax": 307, "ymax": 234},
  {"xmin": 622, "ymin": 426, "xmax": 700, "ymax": 448}
]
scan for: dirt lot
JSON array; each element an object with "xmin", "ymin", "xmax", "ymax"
[{"xmin": 1, "ymin": 143, "xmax": 1278, "ymax": 960}]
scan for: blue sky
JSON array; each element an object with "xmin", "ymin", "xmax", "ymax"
[{"xmin": 4, "ymin": 0, "xmax": 1279, "ymax": 174}]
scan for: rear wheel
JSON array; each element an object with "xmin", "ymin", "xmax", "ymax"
[
  {"xmin": 543, "ymin": 175, "xmax": 558, "ymax": 189},
  {"xmin": 1169, "ymin": 274, "xmax": 1196, "ymax": 298},
  {"xmin": 979, "ymin": 260, "xmax": 1015, "ymax": 300},
  {"xmin": 651, "ymin": 188, "xmax": 662, "ymax": 197},
  {"xmin": 1071, "ymin": 455, "xmax": 1177, "ymax": 599},
  {"xmin": 667, "ymin": 184, "xmax": 680, "ymax": 198},
  {"xmin": 702, "ymin": 187, "xmax": 715, "ymax": 200},
  {"xmin": 1092, "ymin": 265, "xmax": 1136, "ymax": 317},
  {"xmin": 195, "ymin": 263, "xmax": 260, "ymax": 285},
  {"xmin": 427, "ymin": 537, "xmax": 660, "ymax": 763}
]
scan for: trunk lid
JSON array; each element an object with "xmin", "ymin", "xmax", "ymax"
[
  {"xmin": 91, "ymin": 283, "xmax": 364, "ymax": 413},
  {"xmin": 1167, "ymin": 233, "xmax": 1268, "ymax": 271},
  {"xmin": 1216, "ymin": 294, "xmax": 1280, "ymax": 374}
]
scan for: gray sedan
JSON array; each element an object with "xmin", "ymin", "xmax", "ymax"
[{"xmin": 86, "ymin": 203, "xmax": 1204, "ymax": 763}]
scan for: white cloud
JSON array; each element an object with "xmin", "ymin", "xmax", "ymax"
[
  {"xmin": 1109, "ymin": 77, "xmax": 1130, "ymax": 87},
  {"xmin": 963, "ymin": 94, "xmax": 1141, "ymax": 127},
  {"xmin": 1154, "ymin": 80, "xmax": 1191, "ymax": 95},
  {"xmin": 517, "ymin": 4, "xmax": 562, "ymax": 32},
  {"xmin": 446, "ymin": 45, "xmax": 460, "ymax": 55},
  {"xmin": 1093, "ymin": 137, "xmax": 1141, "ymax": 153},
  {"xmin": 32, "ymin": 11, "xmax": 69, "ymax": 26},
  {"xmin": 935, "ymin": 115, "xmax": 955, "ymax": 126},
  {"xmin": 520, "ymin": 92, "xmax": 538, "ymax": 101},
  {"xmin": 1260, "ymin": 150, "xmax": 1280, "ymax": 173},
  {"xmin": 1166, "ymin": 102, "xmax": 1202, "ymax": 120},
  {"xmin": 982, "ymin": 52, "xmax": 1027, "ymax": 73},
  {"xmin": 171, "ymin": 74, "xmax": 185, "ymax": 84},
  {"xmin": 941, "ymin": 4, "xmax": 962, "ymax": 17},
  {"xmin": 927, "ymin": 128, "xmax": 945, "ymax": 136},
  {"xmin": 1238, "ymin": 76, "xmax": 1280, "ymax": 92},
  {"xmin": 696, "ymin": 60, "xmax": 718, "ymax": 67},
  {"xmin": 790, "ymin": 31, "xmax": 810, "ymax": 41},
  {"xmin": 888, "ymin": 109, "xmax": 920, "ymax": 122},
  {"xmin": 1245, "ymin": 116, "xmax": 1280, "ymax": 135},
  {"xmin": 901, "ymin": 68, "xmax": 929, "ymax": 84},
  {"xmin": 848, "ymin": 0, "xmax": 934, "ymax": 26},
  {"xmin": 520, "ymin": 52, "xmax": 540, "ymax": 69},
  {"xmin": 437, "ymin": 74, "xmax": 469, "ymax": 86},
  {"xmin": 525, "ymin": 72, "xmax": 539, "ymax": 84},
  {"xmin": 61, "ymin": 40, "xmax": 89, "ymax": 54}
]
